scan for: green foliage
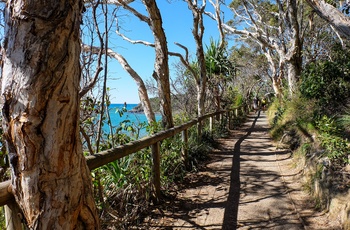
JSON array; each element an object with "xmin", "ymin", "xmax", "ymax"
[
  {"xmin": 300, "ymin": 61, "xmax": 350, "ymax": 111},
  {"xmin": 187, "ymin": 142, "xmax": 211, "ymax": 170},
  {"xmin": 269, "ymin": 96, "xmax": 315, "ymax": 145},
  {"xmin": 338, "ymin": 111, "xmax": 350, "ymax": 135},
  {"xmin": 0, "ymin": 208, "xmax": 4, "ymax": 230},
  {"xmin": 233, "ymin": 93, "xmax": 244, "ymax": 107},
  {"xmin": 205, "ymin": 39, "xmax": 235, "ymax": 77},
  {"xmin": 316, "ymin": 115, "xmax": 341, "ymax": 136},
  {"xmin": 325, "ymin": 0, "xmax": 337, "ymax": 7},
  {"xmin": 102, "ymin": 157, "xmax": 132, "ymax": 188},
  {"xmin": 160, "ymin": 136, "xmax": 186, "ymax": 185},
  {"xmin": 300, "ymin": 44, "xmax": 350, "ymax": 114},
  {"xmin": 272, "ymin": 106, "xmax": 286, "ymax": 127},
  {"xmin": 146, "ymin": 120, "xmax": 162, "ymax": 135},
  {"xmin": 125, "ymin": 150, "xmax": 153, "ymax": 191},
  {"xmin": 301, "ymin": 142, "xmax": 312, "ymax": 156},
  {"xmin": 315, "ymin": 116, "xmax": 350, "ymax": 163}
]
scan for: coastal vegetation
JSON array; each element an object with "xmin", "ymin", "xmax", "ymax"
[{"xmin": 0, "ymin": 0, "xmax": 350, "ymax": 229}]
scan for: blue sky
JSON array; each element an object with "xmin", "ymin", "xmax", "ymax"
[{"xmin": 98, "ymin": 0, "xmax": 233, "ymax": 104}]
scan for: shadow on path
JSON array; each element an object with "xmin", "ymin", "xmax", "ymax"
[
  {"xmin": 136, "ymin": 111, "xmax": 342, "ymax": 229},
  {"xmin": 222, "ymin": 112, "xmax": 260, "ymax": 230}
]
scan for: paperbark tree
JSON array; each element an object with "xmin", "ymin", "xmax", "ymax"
[
  {"xmin": 82, "ymin": 45, "xmax": 156, "ymax": 124},
  {"xmin": 185, "ymin": 0, "xmax": 208, "ymax": 117},
  {"xmin": 264, "ymin": 47, "xmax": 284, "ymax": 98},
  {"xmin": 143, "ymin": 0, "xmax": 173, "ymax": 129},
  {"xmin": 1, "ymin": 0, "xmax": 100, "ymax": 229},
  {"xmin": 115, "ymin": 0, "xmax": 174, "ymax": 129},
  {"xmin": 208, "ymin": 0, "xmax": 307, "ymax": 96},
  {"xmin": 305, "ymin": 0, "xmax": 350, "ymax": 39}
]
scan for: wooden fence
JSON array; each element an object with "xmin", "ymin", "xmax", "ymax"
[{"xmin": 0, "ymin": 105, "xmax": 248, "ymax": 228}]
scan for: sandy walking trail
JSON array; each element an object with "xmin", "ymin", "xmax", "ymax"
[{"xmin": 140, "ymin": 112, "xmax": 342, "ymax": 229}]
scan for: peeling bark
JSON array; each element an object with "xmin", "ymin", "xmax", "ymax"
[
  {"xmin": 116, "ymin": 0, "xmax": 174, "ymax": 129},
  {"xmin": 81, "ymin": 45, "xmax": 156, "ymax": 125},
  {"xmin": 1, "ymin": 0, "xmax": 99, "ymax": 229},
  {"xmin": 209, "ymin": 0, "xmax": 304, "ymax": 97},
  {"xmin": 264, "ymin": 48, "xmax": 283, "ymax": 98},
  {"xmin": 143, "ymin": 0, "xmax": 174, "ymax": 129},
  {"xmin": 306, "ymin": 0, "xmax": 350, "ymax": 39},
  {"xmin": 186, "ymin": 0, "xmax": 208, "ymax": 117}
]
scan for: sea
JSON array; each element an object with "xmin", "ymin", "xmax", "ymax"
[{"xmin": 104, "ymin": 103, "xmax": 161, "ymax": 138}]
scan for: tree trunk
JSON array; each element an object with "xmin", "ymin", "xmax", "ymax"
[
  {"xmin": 1, "ymin": 0, "xmax": 99, "ymax": 229},
  {"xmin": 287, "ymin": 61, "xmax": 301, "ymax": 96},
  {"xmin": 186, "ymin": 1, "xmax": 207, "ymax": 117},
  {"xmin": 108, "ymin": 50, "xmax": 156, "ymax": 124},
  {"xmin": 81, "ymin": 45, "xmax": 156, "ymax": 125},
  {"xmin": 144, "ymin": 0, "xmax": 174, "ymax": 129},
  {"xmin": 264, "ymin": 48, "xmax": 283, "ymax": 99},
  {"xmin": 286, "ymin": 0, "xmax": 303, "ymax": 97},
  {"xmin": 306, "ymin": 0, "xmax": 350, "ymax": 40},
  {"xmin": 272, "ymin": 76, "xmax": 283, "ymax": 99},
  {"xmin": 197, "ymin": 82, "xmax": 206, "ymax": 117}
]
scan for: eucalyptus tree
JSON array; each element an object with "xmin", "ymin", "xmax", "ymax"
[
  {"xmin": 305, "ymin": 0, "xmax": 350, "ymax": 39},
  {"xmin": 114, "ymin": 0, "xmax": 174, "ymax": 129},
  {"xmin": 302, "ymin": 12, "xmax": 342, "ymax": 64},
  {"xmin": 80, "ymin": 1, "xmax": 156, "ymax": 128},
  {"xmin": 230, "ymin": 44, "xmax": 273, "ymax": 99},
  {"xmin": 1, "ymin": 0, "xmax": 100, "ymax": 228},
  {"xmin": 208, "ymin": 0, "xmax": 310, "ymax": 97},
  {"xmin": 170, "ymin": 61, "xmax": 198, "ymax": 116},
  {"xmin": 184, "ymin": 0, "xmax": 209, "ymax": 117},
  {"xmin": 81, "ymin": 45, "xmax": 156, "ymax": 126}
]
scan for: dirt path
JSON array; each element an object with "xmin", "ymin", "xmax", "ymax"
[{"xmin": 140, "ymin": 112, "xmax": 342, "ymax": 229}]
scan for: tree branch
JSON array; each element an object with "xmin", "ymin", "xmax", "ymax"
[
  {"xmin": 305, "ymin": 0, "xmax": 350, "ymax": 39},
  {"xmin": 113, "ymin": 0, "xmax": 151, "ymax": 25},
  {"xmin": 81, "ymin": 44, "xmax": 156, "ymax": 123},
  {"xmin": 115, "ymin": 26, "xmax": 155, "ymax": 47},
  {"xmin": 169, "ymin": 42, "xmax": 198, "ymax": 82}
]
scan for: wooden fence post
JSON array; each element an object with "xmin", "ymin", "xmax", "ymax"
[
  {"xmin": 209, "ymin": 116, "xmax": 213, "ymax": 134},
  {"xmin": 5, "ymin": 199, "xmax": 23, "ymax": 230},
  {"xmin": 182, "ymin": 129, "xmax": 189, "ymax": 170},
  {"xmin": 151, "ymin": 142, "xmax": 161, "ymax": 201},
  {"xmin": 197, "ymin": 120, "xmax": 202, "ymax": 142},
  {"xmin": 227, "ymin": 111, "xmax": 231, "ymax": 130}
]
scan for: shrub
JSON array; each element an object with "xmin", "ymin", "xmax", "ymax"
[
  {"xmin": 315, "ymin": 115, "xmax": 350, "ymax": 163},
  {"xmin": 300, "ymin": 44, "xmax": 350, "ymax": 115}
]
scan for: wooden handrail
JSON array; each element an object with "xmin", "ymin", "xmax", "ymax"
[
  {"xmin": 0, "ymin": 107, "xmax": 245, "ymax": 207},
  {"xmin": 0, "ymin": 180, "xmax": 11, "ymax": 206},
  {"xmin": 86, "ymin": 110, "xmax": 223, "ymax": 170}
]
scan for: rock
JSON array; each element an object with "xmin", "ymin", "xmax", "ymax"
[
  {"xmin": 129, "ymin": 104, "xmax": 144, "ymax": 113},
  {"xmin": 345, "ymin": 164, "xmax": 350, "ymax": 172}
]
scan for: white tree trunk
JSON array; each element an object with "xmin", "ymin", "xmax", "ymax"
[
  {"xmin": 210, "ymin": 0, "xmax": 304, "ymax": 98},
  {"xmin": 1, "ymin": 0, "xmax": 99, "ymax": 229},
  {"xmin": 306, "ymin": 0, "xmax": 350, "ymax": 39},
  {"xmin": 144, "ymin": 0, "xmax": 174, "ymax": 129},
  {"xmin": 287, "ymin": 62, "xmax": 300, "ymax": 96},
  {"xmin": 186, "ymin": 0, "xmax": 208, "ymax": 117},
  {"xmin": 108, "ymin": 49, "xmax": 156, "ymax": 124}
]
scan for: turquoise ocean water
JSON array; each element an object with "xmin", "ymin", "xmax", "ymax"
[{"xmin": 105, "ymin": 104, "xmax": 161, "ymax": 137}]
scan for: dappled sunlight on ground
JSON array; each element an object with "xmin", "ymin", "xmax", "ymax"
[{"xmin": 136, "ymin": 112, "xmax": 342, "ymax": 230}]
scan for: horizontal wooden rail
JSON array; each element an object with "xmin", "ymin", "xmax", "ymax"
[
  {"xmin": 0, "ymin": 180, "xmax": 11, "ymax": 207},
  {"xmin": 86, "ymin": 110, "xmax": 223, "ymax": 170},
  {"xmin": 0, "ymin": 107, "xmax": 245, "ymax": 207}
]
